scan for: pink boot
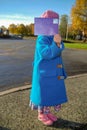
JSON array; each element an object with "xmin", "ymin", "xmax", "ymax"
[
  {"xmin": 38, "ymin": 113, "xmax": 53, "ymax": 125},
  {"xmin": 47, "ymin": 113, "xmax": 58, "ymax": 122}
]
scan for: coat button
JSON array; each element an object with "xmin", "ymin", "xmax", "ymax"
[
  {"xmin": 57, "ymin": 64, "xmax": 62, "ymax": 68},
  {"xmin": 58, "ymin": 76, "xmax": 64, "ymax": 80},
  {"xmin": 58, "ymin": 76, "xmax": 61, "ymax": 80}
]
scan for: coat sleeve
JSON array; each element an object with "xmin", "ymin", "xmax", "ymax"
[{"xmin": 37, "ymin": 36, "xmax": 65, "ymax": 60}]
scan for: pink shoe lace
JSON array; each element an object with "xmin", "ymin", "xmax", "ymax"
[
  {"xmin": 38, "ymin": 113, "xmax": 53, "ymax": 125},
  {"xmin": 47, "ymin": 113, "xmax": 58, "ymax": 121}
]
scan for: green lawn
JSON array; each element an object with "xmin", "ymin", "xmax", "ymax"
[{"xmin": 65, "ymin": 43, "xmax": 87, "ymax": 50}]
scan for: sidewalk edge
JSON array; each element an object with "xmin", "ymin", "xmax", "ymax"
[
  {"xmin": 0, "ymin": 85, "xmax": 31, "ymax": 96},
  {"xmin": 0, "ymin": 73, "xmax": 87, "ymax": 96}
]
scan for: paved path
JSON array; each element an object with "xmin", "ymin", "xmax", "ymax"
[
  {"xmin": 0, "ymin": 39, "xmax": 87, "ymax": 92},
  {"xmin": 0, "ymin": 75, "xmax": 87, "ymax": 130}
]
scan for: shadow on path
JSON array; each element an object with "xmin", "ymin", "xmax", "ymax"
[
  {"xmin": 51, "ymin": 118, "xmax": 87, "ymax": 130},
  {"xmin": 0, "ymin": 126, "xmax": 11, "ymax": 130}
]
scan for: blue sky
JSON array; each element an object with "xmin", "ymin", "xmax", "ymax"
[{"xmin": 0, "ymin": 0, "xmax": 75, "ymax": 27}]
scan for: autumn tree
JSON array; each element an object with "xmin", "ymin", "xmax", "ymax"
[
  {"xmin": 0, "ymin": 26, "xmax": 7, "ymax": 31},
  {"xmin": 17, "ymin": 24, "xmax": 27, "ymax": 36},
  {"xmin": 59, "ymin": 15, "xmax": 68, "ymax": 39},
  {"xmin": 29, "ymin": 23, "xmax": 34, "ymax": 35},
  {"xmin": 8, "ymin": 24, "xmax": 17, "ymax": 34},
  {"xmin": 25, "ymin": 25, "xmax": 32, "ymax": 36},
  {"xmin": 8, "ymin": 23, "xmax": 34, "ymax": 36},
  {"xmin": 71, "ymin": 0, "xmax": 87, "ymax": 37},
  {"xmin": 0, "ymin": 26, "xmax": 8, "ymax": 36}
]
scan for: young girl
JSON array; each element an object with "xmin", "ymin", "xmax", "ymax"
[{"xmin": 29, "ymin": 10, "xmax": 68, "ymax": 125}]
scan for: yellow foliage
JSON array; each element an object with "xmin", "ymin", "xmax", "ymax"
[{"xmin": 71, "ymin": 0, "xmax": 87, "ymax": 34}]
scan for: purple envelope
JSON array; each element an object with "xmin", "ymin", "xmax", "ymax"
[{"xmin": 34, "ymin": 18, "xmax": 59, "ymax": 35}]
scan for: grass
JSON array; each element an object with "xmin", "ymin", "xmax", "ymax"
[
  {"xmin": 65, "ymin": 42, "xmax": 87, "ymax": 50},
  {"xmin": 24, "ymin": 37, "xmax": 87, "ymax": 50}
]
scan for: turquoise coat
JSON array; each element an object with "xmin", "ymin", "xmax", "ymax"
[{"xmin": 30, "ymin": 35, "xmax": 67, "ymax": 106}]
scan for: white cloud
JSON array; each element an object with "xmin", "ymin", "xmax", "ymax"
[{"xmin": 0, "ymin": 14, "xmax": 34, "ymax": 27}]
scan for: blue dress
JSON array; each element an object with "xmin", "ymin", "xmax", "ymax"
[{"xmin": 30, "ymin": 35, "xmax": 68, "ymax": 107}]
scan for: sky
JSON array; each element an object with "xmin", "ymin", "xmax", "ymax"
[{"xmin": 0, "ymin": 0, "xmax": 76, "ymax": 27}]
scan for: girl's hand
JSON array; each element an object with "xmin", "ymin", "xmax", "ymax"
[{"xmin": 54, "ymin": 34, "xmax": 62, "ymax": 47}]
